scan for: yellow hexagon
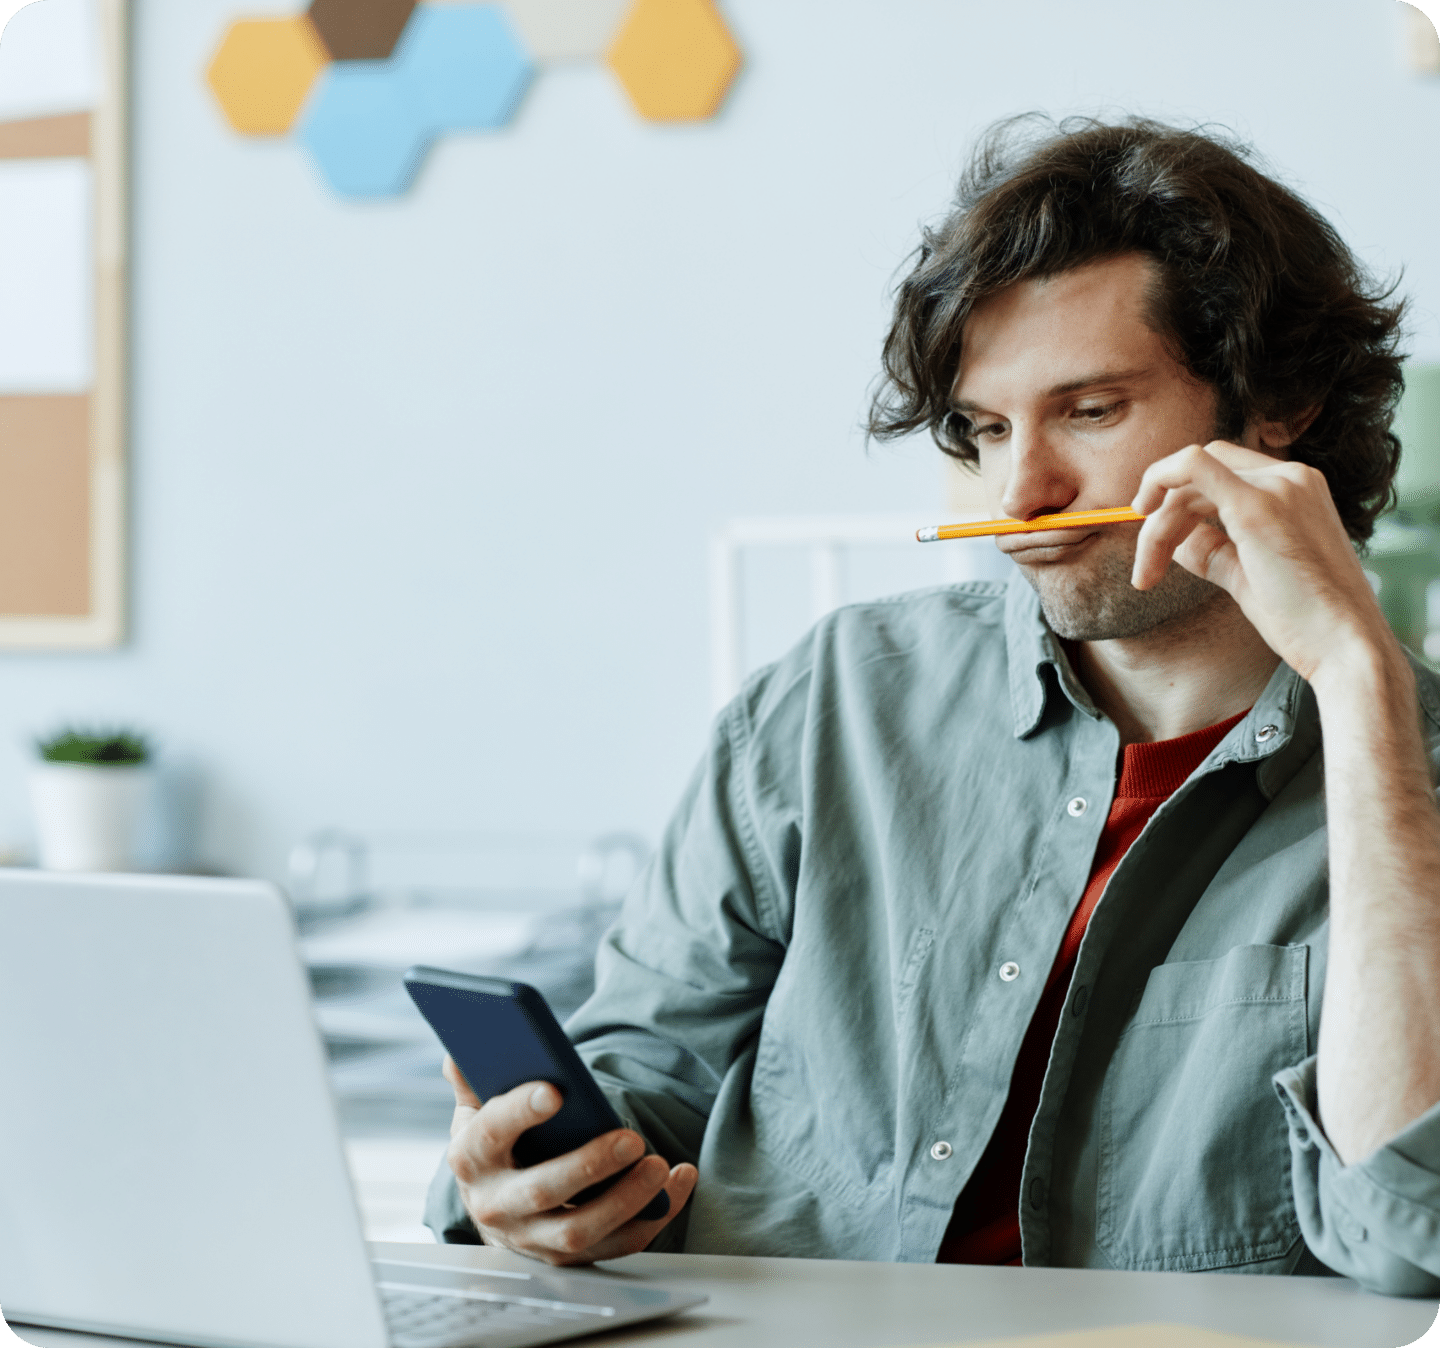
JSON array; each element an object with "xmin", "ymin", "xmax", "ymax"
[
  {"xmin": 606, "ymin": 0, "xmax": 740, "ymax": 122},
  {"xmin": 207, "ymin": 16, "xmax": 330, "ymax": 137}
]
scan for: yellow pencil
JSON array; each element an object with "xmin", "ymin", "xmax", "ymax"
[{"xmin": 916, "ymin": 506, "xmax": 1145, "ymax": 542}]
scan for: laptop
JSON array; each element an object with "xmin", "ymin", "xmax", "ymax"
[{"xmin": 0, "ymin": 870, "xmax": 705, "ymax": 1348}]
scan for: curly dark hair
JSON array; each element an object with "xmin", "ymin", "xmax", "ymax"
[{"xmin": 867, "ymin": 114, "xmax": 1407, "ymax": 543}]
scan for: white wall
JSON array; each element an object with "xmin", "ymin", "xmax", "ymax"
[{"xmin": 0, "ymin": 0, "xmax": 1436, "ymax": 879}]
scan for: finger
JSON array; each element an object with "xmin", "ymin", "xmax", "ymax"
[
  {"xmin": 466, "ymin": 1132, "xmax": 651, "ymax": 1250},
  {"xmin": 575, "ymin": 1163, "xmax": 701, "ymax": 1264},
  {"xmin": 1135, "ymin": 443, "xmax": 1337, "ymax": 588},
  {"xmin": 1131, "ymin": 484, "xmax": 1223, "ymax": 591},
  {"xmin": 452, "ymin": 1080, "xmax": 563, "ymax": 1176},
  {"xmin": 527, "ymin": 1157, "xmax": 697, "ymax": 1266},
  {"xmin": 1191, "ymin": 438, "xmax": 1287, "ymax": 472},
  {"xmin": 442, "ymin": 1055, "xmax": 481, "ymax": 1109},
  {"xmin": 443, "ymin": 1057, "xmax": 482, "ymax": 1143},
  {"xmin": 1133, "ymin": 440, "xmax": 1275, "ymax": 514},
  {"xmin": 488, "ymin": 1127, "xmax": 649, "ymax": 1219},
  {"xmin": 525, "ymin": 1153, "xmax": 669, "ymax": 1254},
  {"xmin": 1130, "ymin": 442, "xmax": 1275, "ymax": 591},
  {"xmin": 1173, "ymin": 522, "xmax": 1239, "ymax": 590},
  {"xmin": 1135, "ymin": 439, "xmax": 1280, "ymax": 515}
]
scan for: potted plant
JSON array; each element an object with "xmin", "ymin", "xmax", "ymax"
[{"xmin": 30, "ymin": 727, "xmax": 152, "ymax": 872}]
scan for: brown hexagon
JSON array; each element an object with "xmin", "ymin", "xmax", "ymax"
[
  {"xmin": 606, "ymin": 0, "xmax": 740, "ymax": 121},
  {"xmin": 206, "ymin": 16, "xmax": 330, "ymax": 136},
  {"xmin": 308, "ymin": 0, "xmax": 417, "ymax": 60}
]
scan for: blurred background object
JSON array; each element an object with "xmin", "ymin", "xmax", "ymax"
[
  {"xmin": 29, "ymin": 724, "xmax": 150, "ymax": 869},
  {"xmin": 709, "ymin": 512, "xmax": 1012, "ymax": 711},
  {"xmin": 290, "ymin": 827, "xmax": 648, "ymax": 1137},
  {"xmin": 0, "ymin": 0, "xmax": 127, "ymax": 652},
  {"xmin": 1366, "ymin": 363, "xmax": 1440, "ymax": 657},
  {"xmin": 204, "ymin": 0, "xmax": 741, "ymax": 199}
]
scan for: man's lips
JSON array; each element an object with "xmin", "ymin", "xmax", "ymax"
[{"xmin": 998, "ymin": 527, "xmax": 1099, "ymax": 558}]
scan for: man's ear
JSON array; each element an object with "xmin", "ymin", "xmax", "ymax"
[
  {"xmin": 1254, "ymin": 403, "xmax": 1322, "ymax": 455},
  {"xmin": 1261, "ymin": 403, "xmax": 1319, "ymax": 455}
]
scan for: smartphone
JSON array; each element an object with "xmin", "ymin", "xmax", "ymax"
[{"xmin": 403, "ymin": 965, "xmax": 670, "ymax": 1221}]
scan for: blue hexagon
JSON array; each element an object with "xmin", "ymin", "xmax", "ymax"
[
  {"xmin": 391, "ymin": 4, "xmax": 533, "ymax": 133},
  {"xmin": 298, "ymin": 60, "xmax": 432, "ymax": 198}
]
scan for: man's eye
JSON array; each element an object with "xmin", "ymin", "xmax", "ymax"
[
  {"xmin": 950, "ymin": 413, "xmax": 1007, "ymax": 442},
  {"xmin": 1074, "ymin": 403, "xmax": 1121, "ymax": 423}
]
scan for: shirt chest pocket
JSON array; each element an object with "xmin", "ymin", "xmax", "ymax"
[{"xmin": 1096, "ymin": 943, "xmax": 1309, "ymax": 1272}]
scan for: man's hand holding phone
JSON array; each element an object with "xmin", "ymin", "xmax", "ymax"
[{"xmin": 442, "ymin": 1056, "xmax": 698, "ymax": 1265}]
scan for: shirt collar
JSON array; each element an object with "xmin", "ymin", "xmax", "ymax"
[
  {"xmin": 1004, "ymin": 570, "xmax": 1101, "ymax": 738},
  {"xmin": 1001, "ymin": 568, "xmax": 1319, "ymax": 785},
  {"xmin": 1220, "ymin": 660, "xmax": 1320, "ymax": 799}
]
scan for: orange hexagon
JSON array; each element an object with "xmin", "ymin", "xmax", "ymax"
[
  {"xmin": 606, "ymin": 0, "xmax": 741, "ymax": 122},
  {"xmin": 206, "ymin": 16, "xmax": 330, "ymax": 137}
]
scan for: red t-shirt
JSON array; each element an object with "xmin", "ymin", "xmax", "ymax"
[{"xmin": 935, "ymin": 710, "xmax": 1247, "ymax": 1265}]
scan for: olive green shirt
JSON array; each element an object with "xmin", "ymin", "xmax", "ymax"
[{"xmin": 427, "ymin": 573, "xmax": 1440, "ymax": 1295}]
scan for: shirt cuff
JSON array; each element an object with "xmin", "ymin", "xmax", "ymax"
[
  {"xmin": 423, "ymin": 1154, "xmax": 482, "ymax": 1245},
  {"xmin": 1274, "ymin": 1056, "xmax": 1440, "ymax": 1294}
]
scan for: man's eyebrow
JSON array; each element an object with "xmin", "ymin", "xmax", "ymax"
[
  {"xmin": 949, "ymin": 368, "xmax": 1153, "ymax": 414},
  {"xmin": 1044, "ymin": 368, "xmax": 1152, "ymax": 397}
]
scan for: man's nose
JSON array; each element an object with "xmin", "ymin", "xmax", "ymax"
[{"xmin": 998, "ymin": 422, "xmax": 1079, "ymax": 522}]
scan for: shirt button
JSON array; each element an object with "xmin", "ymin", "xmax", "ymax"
[
  {"xmin": 999, "ymin": 961, "xmax": 1021, "ymax": 982},
  {"xmin": 1029, "ymin": 1177, "xmax": 1046, "ymax": 1211},
  {"xmin": 1071, "ymin": 984, "xmax": 1089, "ymax": 1017},
  {"xmin": 1066, "ymin": 797, "xmax": 1087, "ymax": 817},
  {"xmin": 1255, "ymin": 724, "xmax": 1278, "ymax": 743},
  {"xmin": 930, "ymin": 1141, "xmax": 953, "ymax": 1161}
]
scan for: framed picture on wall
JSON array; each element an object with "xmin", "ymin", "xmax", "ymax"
[{"xmin": 0, "ymin": 0, "xmax": 126, "ymax": 649}]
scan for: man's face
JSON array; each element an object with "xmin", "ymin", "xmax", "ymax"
[{"xmin": 952, "ymin": 252, "xmax": 1227, "ymax": 642}]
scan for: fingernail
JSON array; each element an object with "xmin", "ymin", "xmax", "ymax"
[
  {"xmin": 530, "ymin": 1085, "xmax": 554, "ymax": 1114},
  {"xmin": 614, "ymin": 1133, "xmax": 644, "ymax": 1163}
]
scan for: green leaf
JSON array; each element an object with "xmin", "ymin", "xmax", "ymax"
[{"xmin": 36, "ymin": 727, "xmax": 150, "ymax": 765}]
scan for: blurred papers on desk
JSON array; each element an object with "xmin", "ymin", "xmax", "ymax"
[
  {"xmin": 302, "ymin": 906, "xmax": 537, "ymax": 981},
  {"xmin": 290, "ymin": 829, "xmax": 647, "ymax": 1136}
]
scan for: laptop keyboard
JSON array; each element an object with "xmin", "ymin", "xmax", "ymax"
[{"xmin": 380, "ymin": 1287, "xmax": 607, "ymax": 1348}]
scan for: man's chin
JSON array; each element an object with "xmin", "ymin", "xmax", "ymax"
[{"xmin": 1021, "ymin": 555, "xmax": 1221, "ymax": 643}]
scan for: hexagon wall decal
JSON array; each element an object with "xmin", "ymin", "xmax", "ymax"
[
  {"xmin": 606, "ymin": 0, "xmax": 740, "ymax": 121},
  {"xmin": 207, "ymin": 0, "xmax": 745, "ymax": 199},
  {"xmin": 308, "ymin": 0, "xmax": 417, "ymax": 60},
  {"xmin": 207, "ymin": 16, "xmax": 330, "ymax": 136},
  {"xmin": 500, "ymin": 0, "xmax": 630, "ymax": 62},
  {"xmin": 392, "ymin": 5, "xmax": 534, "ymax": 131},
  {"xmin": 298, "ymin": 61, "xmax": 432, "ymax": 197}
]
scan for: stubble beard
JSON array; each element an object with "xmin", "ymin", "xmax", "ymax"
[{"xmin": 1020, "ymin": 536, "xmax": 1224, "ymax": 642}]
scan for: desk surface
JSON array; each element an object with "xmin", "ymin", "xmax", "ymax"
[{"xmin": 7, "ymin": 1240, "xmax": 1436, "ymax": 1348}]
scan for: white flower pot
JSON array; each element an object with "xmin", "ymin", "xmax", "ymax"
[{"xmin": 29, "ymin": 763, "xmax": 152, "ymax": 872}]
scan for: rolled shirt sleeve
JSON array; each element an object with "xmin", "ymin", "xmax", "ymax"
[{"xmin": 1275, "ymin": 1055, "xmax": 1440, "ymax": 1295}]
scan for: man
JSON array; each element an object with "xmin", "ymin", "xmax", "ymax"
[{"xmin": 425, "ymin": 116, "xmax": 1440, "ymax": 1294}]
